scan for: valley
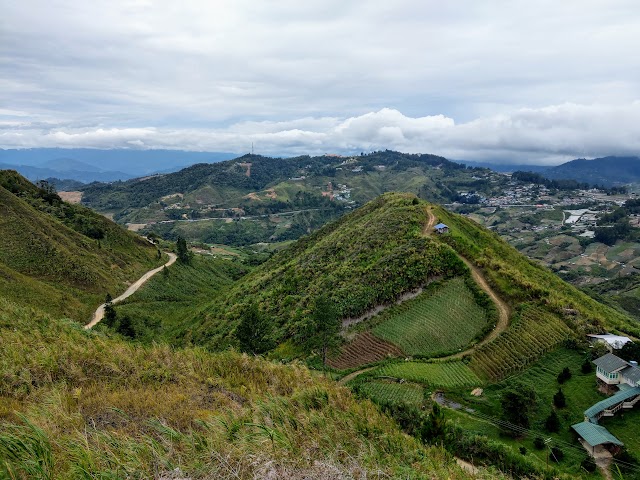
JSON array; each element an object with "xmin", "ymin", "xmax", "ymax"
[{"xmin": 3, "ymin": 166, "xmax": 640, "ymax": 479}]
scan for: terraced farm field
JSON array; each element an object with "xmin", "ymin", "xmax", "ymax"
[
  {"xmin": 374, "ymin": 361, "xmax": 482, "ymax": 389},
  {"xmin": 469, "ymin": 305, "xmax": 571, "ymax": 381},
  {"xmin": 327, "ymin": 332, "xmax": 404, "ymax": 370},
  {"xmin": 358, "ymin": 380, "xmax": 425, "ymax": 407},
  {"xmin": 372, "ymin": 278, "xmax": 488, "ymax": 357}
]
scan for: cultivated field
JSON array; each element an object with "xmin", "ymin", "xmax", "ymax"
[
  {"xmin": 469, "ymin": 305, "xmax": 571, "ymax": 381},
  {"xmin": 374, "ymin": 361, "xmax": 482, "ymax": 389},
  {"xmin": 372, "ymin": 278, "xmax": 488, "ymax": 356},
  {"xmin": 358, "ymin": 380, "xmax": 425, "ymax": 407},
  {"xmin": 328, "ymin": 332, "xmax": 404, "ymax": 370}
]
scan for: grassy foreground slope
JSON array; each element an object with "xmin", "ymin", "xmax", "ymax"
[
  {"xmin": 0, "ymin": 170, "xmax": 162, "ymax": 321},
  {"xmin": 0, "ymin": 298, "xmax": 491, "ymax": 480},
  {"xmin": 183, "ymin": 193, "xmax": 466, "ymax": 349}
]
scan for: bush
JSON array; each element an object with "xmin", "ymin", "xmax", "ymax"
[
  {"xmin": 557, "ymin": 366, "xmax": 572, "ymax": 384},
  {"xmin": 581, "ymin": 358, "xmax": 593, "ymax": 374},
  {"xmin": 550, "ymin": 446, "xmax": 564, "ymax": 462},
  {"xmin": 533, "ymin": 437, "xmax": 545, "ymax": 450},
  {"xmin": 553, "ymin": 388, "xmax": 566, "ymax": 408},
  {"xmin": 519, "ymin": 446, "xmax": 527, "ymax": 455},
  {"xmin": 545, "ymin": 411, "xmax": 560, "ymax": 433},
  {"xmin": 581, "ymin": 456, "xmax": 597, "ymax": 472}
]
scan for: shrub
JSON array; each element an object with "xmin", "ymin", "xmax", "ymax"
[
  {"xmin": 581, "ymin": 456, "xmax": 597, "ymax": 472},
  {"xmin": 557, "ymin": 366, "xmax": 572, "ymax": 384},
  {"xmin": 533, "ymin": 437, "xmax": 545, "ymax": 450},
  {"xmin": 553, "ymin": 388, "xmax": 566, "ymax": 408},
  {"xmin": 545, "ymin": 411, "xmax": 560, "ymax": 433},
  {"xmin": 550, "ymin": 446, "xmax": 564, "ymax": 462},
  {"xmin": 519, "ymin": 446, "xmax": 527, "ymax": 455},
  {"xmin": 581, "ymin": 358, "xmax": 593, "ymax": 374}
]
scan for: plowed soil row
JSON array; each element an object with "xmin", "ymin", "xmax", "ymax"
[{"xmin": 328, "ymin": 332, "xmax": 404, "ymax": 370}]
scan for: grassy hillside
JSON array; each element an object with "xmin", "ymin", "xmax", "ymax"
[
  {"xmin": 181, "ymin": 193, "xmax": 466, "ymax": 349},
  {"xmin": 433, "ymin": 205, "xmax": 639, "ymax": 338},
  {"xmin": 80, "ymin": 151, "xmax": 505, "ymax": 245},
  {"xmin": 0, "ymin": 297, "xmax": 490, "ymax": 480},
  {"xmin": 0, "ymin": 170, "xmax": 162, "ymax": 321},
  {"xmin": 111, "ymin": 255, "xmax": 249, "ymax": 342}
]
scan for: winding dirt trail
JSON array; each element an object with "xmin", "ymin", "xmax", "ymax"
[
  {"xmin": 84, "ymin": 252, "xmax": 177, "ymax": 329},
  {"xmin": 339, "ymin": 208, "xmax": 510, "ymax": 384}
]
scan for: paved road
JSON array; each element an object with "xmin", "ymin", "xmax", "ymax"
[{"xmin": 84, "ymin": 252, "xmax": 177, "ymax": 329}]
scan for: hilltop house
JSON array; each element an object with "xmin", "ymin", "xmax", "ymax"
[
  {"xmin": 594, "ymin": 352, "xmax": 640, "ymax": 392},
  {"xmin": 434, "ymin": 223, "xmax": 449, "ymax": 234}
]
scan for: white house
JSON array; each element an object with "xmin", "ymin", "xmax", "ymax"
[
  {"xmin": 593, "ymin": 353, "xmax": 640, "ymax": 390},
  {"xmin": 587, "ymin": 334, "xmax": 631, "ymax": 351}
]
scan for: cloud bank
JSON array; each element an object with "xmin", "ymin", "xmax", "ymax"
[
  {"xmin": 1, "ymin": 103, "xmax": 639, "ymax": 164},
  {"xmin": 1, "ymin": 1, "xmax": 639, "ymax": 163}
]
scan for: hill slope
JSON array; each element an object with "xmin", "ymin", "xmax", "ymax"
[
  {"xmin": 179, "ymin": 193, "xmax": 466, "ymax": 349},
  {"xmin": 545, "ymin": 156, "xmax": 640, "ymax": 186},
  {"xmin": 0, "ymin": 170, "xmax": 162, "ymax": 320},
  {"xmin": 172, "ymin": 193, "xmax": 638, "ymax": 377},
  {"xmin": 0, "ymin": 297, "xmax": 484, "ymax": 479}
]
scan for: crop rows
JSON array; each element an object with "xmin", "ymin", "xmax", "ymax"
[
  {"xmin": 372, "ymin": 278, "xmax": 488, "ymax": 356},
  {"xmin": 374, "ymin": 361, "xmax": 481, "ymax": 388},
  {"xmin": 358, "ymin": 380, "xmax": 425, "ymax": 407},
  {"xmin": 327, "ymin": 332, "xmax": 404, "ymax": 370},
  {"xmin": 469, "ymin": 306, "xmax": 571, "ymax": 381}
]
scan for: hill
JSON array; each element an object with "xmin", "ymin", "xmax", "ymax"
[
  {"xmin": 0, "ymin": 170, "xmax": 163, "ymax": 321},
  {"xmin": 165, "ymin": 193, "xmax": 638, "ymax": 366},
  {"xmin": 0, "ymin": 296, "xmax": 486, "ymax": 479},
  {"xmin": 0, "ymin": 148, "xmax": 237, "ymax": 176},
  {"xmin": 80, "ymin": 151, "xmax": 504, "ymax": 245},
  {"xmin": 544, "ymin": 156, "xmax": 640, "ymax": 186}
]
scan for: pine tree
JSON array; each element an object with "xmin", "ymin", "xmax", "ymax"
[
  {"xmin": 545, "ymin": 410, "xmax": 560, "ymax": 433},
  {"xmin": 299, "ymin": 295, "xmax": 340, "ymax": 366},
  {"xmin": 176, "ymin": 236, "xmax": 191, "ymax": 264},
  {"xmin": 236, "ymin": 303, "xmax": 274, "ymax": 354},
  {"xmin": 103, "ymin": 293, "xmax": 117, "ymax": 328},
  {"xmin": 553, "ymin": 388, "xmax": 566, "ymax": 408}
]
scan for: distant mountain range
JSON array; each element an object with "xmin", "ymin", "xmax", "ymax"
[
  {"xmin": 0, "ymin": 148, "xmax": 238, "ymax": 182},
  {"xmin": 543, "ymin": 156, "xmax": 640, "ymax": 186}
]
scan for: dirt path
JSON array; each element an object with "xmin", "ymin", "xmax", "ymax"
[
  {"xmin": 338, "ymin": 367, "xmax": 376, "ymax": 385},
  {"xmin": 338, "ymin": 208, "xmax": 510, "ymax": 382},
  {"xmin": 84, "ymin": 253, "xmax": 177, "ymax": 329}
]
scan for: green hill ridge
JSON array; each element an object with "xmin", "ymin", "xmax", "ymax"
[{"xmin": 0, "ymin": 170, "xmax": 163, "ymax": 320}]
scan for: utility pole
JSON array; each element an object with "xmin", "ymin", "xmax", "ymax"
[{"xmin": 545, "ymin": 438, "xmax": 552, "ymax": 469}]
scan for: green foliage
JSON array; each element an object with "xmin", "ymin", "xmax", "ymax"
[
  {"xmin": 0, "ymin": 296, "xmax": 477, "ymax": 480},
  {"xmin": 557, "ymin": 366, "xmax": 572, "ymax": 384},
  {"xmin": 500, "ymin": 383, "xmax": 537, "ymax": 430},
  {"xmin": 185, "ymin": 193, "xmax": 466, "ymax": 350},
  {"xmin": 581, "ymin": 456, "xmax": 597, "ymax": 472},
  {"xmin": 550, "ymin": 446, "xmax": 564, "ymax": 462},
  {"xmin": 372, "ymin": 278, "xmax": 489, "ymax": 357},
  {"xmin": 354, "ymin": 381, "xmax": 425, "ymax": 407},
  {"xmin": 581, "ymin": 358, "xmax": 593, "ymax": 373},
  {"xmin": 619, "ymin": 341, "xmax": 640, "ymax": 362},
  {"xmin": 374, "ymin": 361, "xmax": 481, "ymax": 389},
  {"xmin": 176, "ymin": 236, "xmax": 192, "ymax": 264},
  {"xmin": 533, "ymin": 437, "xmax": 545, "ymax": 450},
  {"xmin": 470, "ymin": 305, "xmax": 571, "ymax": 381},
  {"xmin": 421, "ymin": 402, "xmax": 447, "ymax": 444},
  {"xmin": 235, "ymin": 303, "xmax": 275, "ymax": 354},
  {"xmin": 552, "ymin": 388, "xmax": 566, "ymax": 408},
  {"xmin": 298, "ymin": 295, "xmax": 341, "ymax": 365},
  {"xmin": 544, "ymin": 410, "xmax": 560, "ymax": 433},
  {"xmin": 0, "ymin": 171, "xmax": 161, "ymax": 321}
]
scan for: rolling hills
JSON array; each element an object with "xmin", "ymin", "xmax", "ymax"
[
  {"xmin": 543, "ymin": 155, "xmax": 640, "ymax": 186},
  {"xmin": 162, "ymin": 192, "xmax": 639, "ymax": 375},
  {"xmin": 0, "ymin": 170, "xmax": 163, "ymax": 321},
  {"xmin": 0, "ymin": 296, "xmax": 486, "ymax": 479}
]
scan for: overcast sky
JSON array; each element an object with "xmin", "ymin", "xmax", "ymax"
[{"xmin": 1, "ymin": 0, "xmax": 639, "ymax": 164}]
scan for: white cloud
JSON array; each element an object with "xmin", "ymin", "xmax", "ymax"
[
  {"xmin": 1, "ymin": 1, "xmax": 640, "ymax": 162},
  {"xmin": 1, "ymin": 104, "xmax": 638, "ymax": 164}
]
